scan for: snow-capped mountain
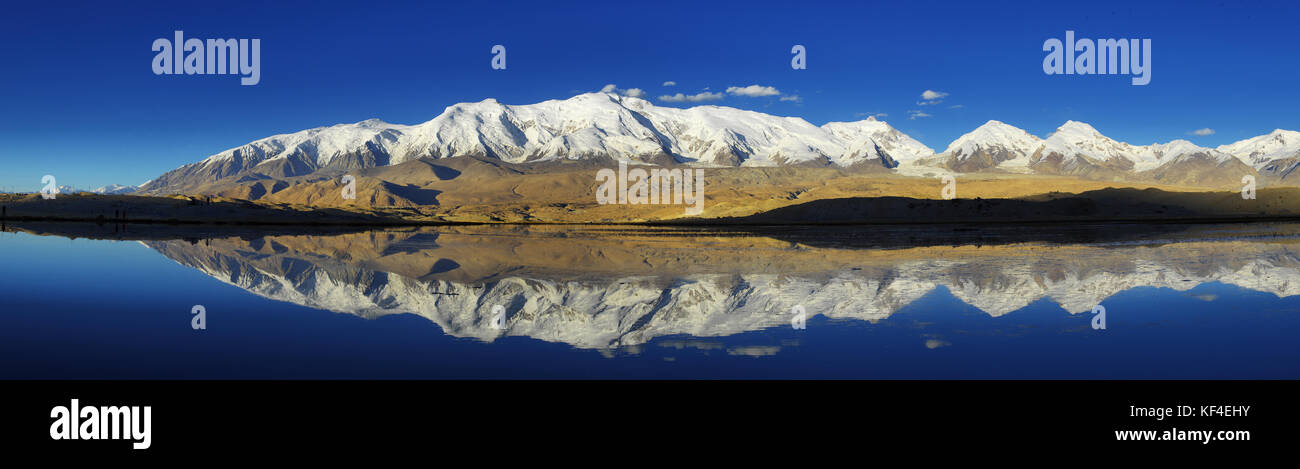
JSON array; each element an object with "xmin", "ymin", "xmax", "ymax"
[
  {"xmin": 821, "ymin": 116, "xmax": 935, "ymax": 167},
  {"xmin": 1218, "ymin": 129, "xmax": 1300, "ymax": 166},
  {"xmin": 926, "ymin": 120, "xmax": 1260, "ymax": 185},
  {"xmin": 1138, "ymin": 147, "xmax": 1255, "ymax": 187},
  {"xmin": 91, "ymin": 184, "xmax": 138, "ymax": 195},
  {"xmin": 1, "ymin": 185, "xmax": 82, "ymax": 195},
  {"xmin": 1045, "ymin": 121, "xmax": 1137, "ymax": 162},
  {"xmin": 1217, "ymin": 129, "xmax": 1300, "ymax": 180},
  {"xmin": 141, "ymin": 93, "xmax": 923, "ymax": 193},
  {"xmin": 1029, "ymin": 122, "xmax": 1256, "ymax": 184},
  {"xmin": 1142, "ymin": 139, "xmax": 1207, "ymax": 164},
  {"xmin": 1035, "ymin": 120, "xmax": 1152, "ymax": 174},
  {"xmin": 137, "ymin": 91, "xmax": 1300, "ymax": 194},
  {"xmin": 930, "ymin": 120, "xmax": 1043, "ymax": 173}
]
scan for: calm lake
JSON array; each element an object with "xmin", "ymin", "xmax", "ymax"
[{"xmin": 2, "ymin": 221, "xmax": 1298, "ymax": 379}]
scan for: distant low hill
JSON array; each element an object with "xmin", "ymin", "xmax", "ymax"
[{"xmin": 710, "ymin": 187, "xmax": 1297, "ymax": 225}]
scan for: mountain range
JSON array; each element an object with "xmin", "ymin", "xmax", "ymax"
[
  {"xmin": 28, "ymin": 184, "xmax": 140, "ymax": 195},
  {"xmin": 136, "ymin": 92, "xmax": 1300, "ymax": 194},
  {"xmin": 91, "ymin": 184, "xmax": 138, "ymax": 195}
]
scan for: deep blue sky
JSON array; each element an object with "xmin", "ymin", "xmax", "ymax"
[{"xmin": 1, "ymin": 0, "xmax": 1297, "ymax": 191}]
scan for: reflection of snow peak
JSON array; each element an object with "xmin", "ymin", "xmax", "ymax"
[
  {"xmin": 595, "ymin": 161, "xmax": 704, "ymax": 215},
  {"xmin": 144, "ymin": 233, "xmax": 1300, "ymax": 351}
]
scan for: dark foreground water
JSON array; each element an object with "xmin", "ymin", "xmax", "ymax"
[{"xmin": 1, "ymin": 222, "xmax": 1298, "ymax": 379}]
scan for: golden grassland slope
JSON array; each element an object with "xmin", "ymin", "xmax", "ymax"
[
  {"xmin": 155, "ymin": 155, "xmax": 1278, "ymax": 223},
  {"xmin": 6, "ymin": 155, "xmax": 1300, "ymax": 224}
]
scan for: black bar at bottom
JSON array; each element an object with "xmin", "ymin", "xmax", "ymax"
[{"xmin": 3, "ymin": 380, "xmax": 1293, "ymax": 457}]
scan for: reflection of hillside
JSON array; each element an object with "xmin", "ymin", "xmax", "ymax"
[{"xmin": 141, "ymin": 225, "xmax": 1300, "ymax": 350}]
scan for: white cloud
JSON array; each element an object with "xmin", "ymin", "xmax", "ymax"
[
  {"xmin": 725, "ymin": 85, "xmax": 781, "ymax": 97},
  {"xmin": 948, "ymin": 104, "xmax": 964, "ymax": 109},
  {"xmin": 917, "ymin": 89, "xmax": 949, "ymax": 106},
  {"xmin": 908, "ymin": 110, "xmax": 932, "ymax": 120},
  {"xmin": 1189, "ymin": 128, "xmax": 1215, "ymax": 136},
  {"xmin": 921, "ymin": 90, "xmax": 949, "ymax": 100},
  {"xmin": 662, "ymin": 81, "xmax": 677, "ymax": 87},
  {"xmin": 600, "ymin": 84, "xmax": 646, "ymax": 98},
  {"xmin": 658, "ymin": 91, "xmax": 725, "ymax": 103},
  {"xmin": 779, "ymin": 95, "xmax": 802, "ymax": 103},
  {"xmin": 855, "ymin": 112, "xmax": 888, "ymax": 119}
]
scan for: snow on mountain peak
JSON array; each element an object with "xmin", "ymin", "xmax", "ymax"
[
  {"xmin": 356, "ymin": 118, "xmax": 391, "ymax": 127},
  {"xmin": 1057, "ymin": 120, "xmax": 1099, "ymax": 132},
  {"xmin": 139, "ymin": 90, "xmax": 1300, "ymax": 194},
  {"xmin": 151, "ymin": 91, "xmax": 944, "ymax": 185},
  {"xmin": 1217, "ymin": 128, "xmax": 1300, "ymax": 168},
  {"xmin": 196, "ymin": 117, "xmax": 408, "ymax": 170},
  {"xmin": 944, "ymin": 120, "xmax": 1042, "ymax": 157},
  {"xmin": 821, "ymin": 118, "xmax": 935, "ymax": 165},
  {"xmin": 92, "ymin": 184, "xmax": 139, "ymax": 195},
  {"xmin": 1042, "ymin": 120, "xmax": 1146, "ymax": 166},
  {"xmin": 939, "ymin": 120, "xmax": 1247, "ymax": 173},
  {"xmin": 1136, "ymin": 139, "xmax": 1241, "ymax": 168},
  {"xmin": 1148, "ymin": 139, "xmax": 1202, "ymax": 157}
]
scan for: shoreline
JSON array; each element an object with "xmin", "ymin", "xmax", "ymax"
[
  {"xmin": 2, "ymin": 185, "xmax": 1297, "ymax": 228},
  {"xmin": 7, "ymin": 213, "xmax": 1300, "ymax": 227}
]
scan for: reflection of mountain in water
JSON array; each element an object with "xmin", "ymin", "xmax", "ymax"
[{"xmin": 142, "ymin": 225, "xmax": 1300, "ymax": 349}]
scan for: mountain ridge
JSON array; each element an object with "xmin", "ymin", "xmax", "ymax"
[{"xmin": 137, "ymin": 92, "xmax": 1300, "ymax": 194}]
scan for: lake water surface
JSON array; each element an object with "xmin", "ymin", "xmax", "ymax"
[{"xmin": 2, "ymin": 222, "xmax": 1298, "ymax": 379}]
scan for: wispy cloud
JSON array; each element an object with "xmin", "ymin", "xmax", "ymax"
[
  {"xmin": 948, "ymin": 104, "xmax": 964, "ymax": 109},
  {"xmin": 855, "ymin": 112, "xmax": 888, "ymax": 119},
  {"xmin": 726, "ymin": 85, "xmax": 781, "ymax": 97},
  {"xmin": 600, "ymin": 84, "xmax": 645, "ymax": 98},
  {"xmin": 908, "ymin": 110, "xmax": 932, "ymax": 120},
  {"xmin": 1189, "ymin": 128, "xmax": 1215, "ymax": 136},
  {"xmin": 779, "ymin": 95, "xmax": 802, "ymax": 103},
  {"xmin": 658, "ymin": 91, "xmax": 725, "ymax": 103},
  {"xmin": 921, "ymin": 90, "xmax": 948, "ymax": 100},
  {"xmin": 918, "ymin": 89, "xmax": 948, "ymax": 106},
  {"xmin": 924, "ymin": 339, "xmax": 951, "ymax": 349},
  {"xmin": 662, "ymin": 81, "xmax": 677, "ymax": 87},
  {"xmin": 726, "ymin": 345, "xmax": 782, "ymax": 357}
]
